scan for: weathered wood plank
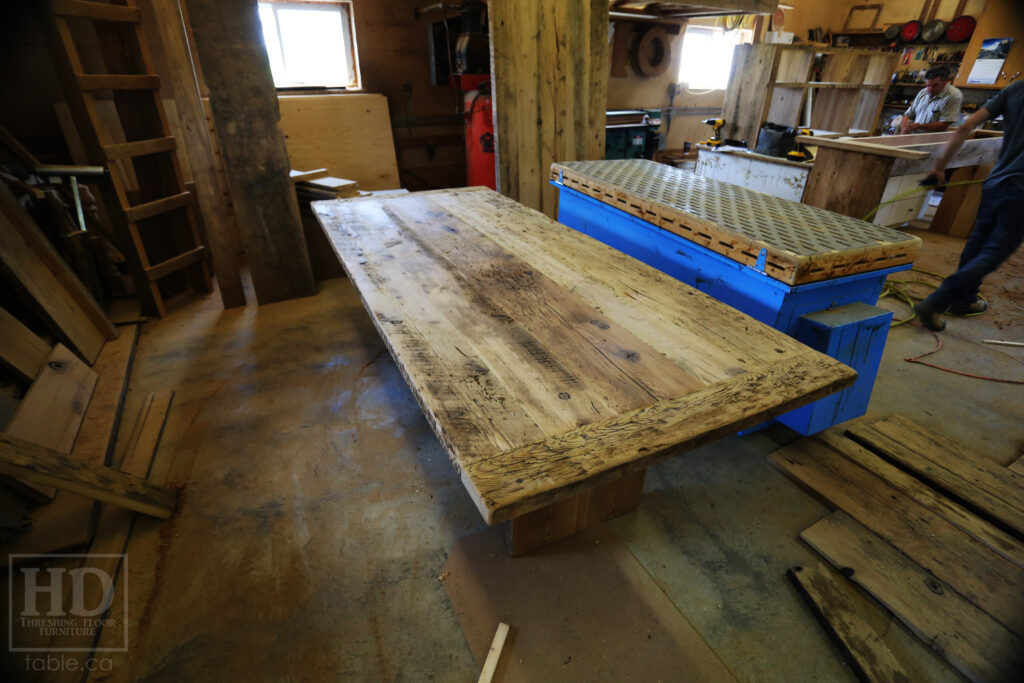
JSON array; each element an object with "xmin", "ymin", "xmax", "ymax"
[
  {"xmin": 137, "ymin": 0, "xmax": 246, "ymax": 309},
  {"xmin": 787, "ymin": 564, "xmax": 910, "ymax": 683},
  {"xmin": 802, "ymin": 512, "xmax": 1024, "ymax": 683},
  {"xmin": 0, "ymin": 184, "xmax": 118, "ymax": 363},
  {"xmin": 769, "ymin": 436, "xmax": 1024, "ymax": 636},
  {"xmin": 185, "ymin": 0, "xmax": 315, "ymax": 305},
  {"xmin": 815, "ymin": 430, "xmax": 1024, "ymax": 568},
  {"xmin": 0, "ymin": 433, "xmax": 175, "ymax": 518},
  {"xmin": 489, "ymin": 0, "xmax": 608, "ymax": 216},
  {"xmin": 801, "ymin": 147, "xmax": 895, "ymax": 221},
  {"xmin": 2, "ymin": 343, "xmax": 98, "ymax": 501},
  {"xmin": 846, "ymin": 415, "xmax": 1024, "ymax": 537},
  {"xmin": 316, "ymin": 188, "xmax": 856, "ymax": 526},
  {"xmin": 0, "ymin": 306, "xmax": 51, "ymax": 382}
]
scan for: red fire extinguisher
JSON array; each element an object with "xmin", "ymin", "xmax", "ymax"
[{"xmin": 464, "ymin": 83, "xmax": 496, "ymax": 190}]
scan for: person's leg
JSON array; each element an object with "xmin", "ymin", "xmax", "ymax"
[{"xmin": 915, "ymin": 185, "xmax": 1024, "ymax": 330}]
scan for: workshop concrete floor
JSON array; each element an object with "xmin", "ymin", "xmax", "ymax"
[{"xmin": 58, "ymin": 230, "xmax": 1024, "ymax": 681}]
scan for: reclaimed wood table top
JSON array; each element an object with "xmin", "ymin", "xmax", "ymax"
[
  {"xmin": 551, "ymin": 159, "xmax": 921, "ymax": 286},
  {"xmin": 313, "ymin": 188, "xmax": 856, "ymax": 524}
]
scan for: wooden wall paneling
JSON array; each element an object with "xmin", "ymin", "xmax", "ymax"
[
  {"xmin": 184, "ymin": 0, "xmax": 315, "ymax": 305},
  {"xmin": 851, "ymin": 89, "xmax": 885, "ymax": 132},
  {"xmin": 0, "ymin": 306, "xmax": 51, "ymax": 382},
  {"xmin": 810, "ymin": 89, "xmax": 859, "ymax": 133},
  {"xmin": 138, "ymin": 0, "xmax": 245, "ymax": 309},
  {"xmin": 489, "ymin": 0, "xmax": 610, "ymax": 217},
  {"xmin": 277, "ymin": 94, "xmax": 401, "ymax": 191},
  {"xmin": 0, "ymin": 184, "xmax": 117, "ymax": 364}
]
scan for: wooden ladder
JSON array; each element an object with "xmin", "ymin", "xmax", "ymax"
[{"xmin": 40, "ymin": 0, "xmax": 212, "ymax": 316}]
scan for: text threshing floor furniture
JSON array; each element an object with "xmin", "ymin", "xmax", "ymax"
[{"xmin": 313, "ymin": 188, "xmax": 856, "ymax": 554}]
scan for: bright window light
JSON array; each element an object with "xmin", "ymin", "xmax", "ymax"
[
  {"xmin": 678, "ymin": 26, "xmax": 749, "ymax": 90},
  {"xmin": 257, "ymin": 1, "xmax": 359, "ymax": 88}
]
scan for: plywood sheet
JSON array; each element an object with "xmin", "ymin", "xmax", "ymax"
[
  {"xmin": 314, "ymin": 188, "xmax": 856, "ymax": 524},
  {"xmin": 278, "ymin": 94, "xmax": 400, "ymax": 191}
]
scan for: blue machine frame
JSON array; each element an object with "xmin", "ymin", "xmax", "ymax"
[{"xmin": 552, "ymin": 181, "xmax": 906, "ymax": 434}]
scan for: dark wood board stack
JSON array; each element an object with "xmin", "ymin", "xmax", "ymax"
[{"xmin": 770, "ymin": 414, "xmax": 1024, "ymax": 683}]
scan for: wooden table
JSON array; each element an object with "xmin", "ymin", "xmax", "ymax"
[{"xmin": 313, "ymin": 188, "xmax": 856, "ymax": 554}]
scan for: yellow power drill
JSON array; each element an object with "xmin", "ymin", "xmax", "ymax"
[
  {"xmin": 787, "ymin": 128, "xmax": 814, "ymax": 161},
  {"xmin": 702, "ymin": 118, "xmax": 725, "ymax": 148}
]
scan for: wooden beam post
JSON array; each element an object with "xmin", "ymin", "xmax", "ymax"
[
  {"xmin": 489, "ymin": 0, "xmax": 610, "ymax": 218},
  {"xmin": 184, "ymin": 0, "xmax": 315, "ymax": 305},
  {"xmin": 141, "ymin": 0, "xmax": 246, "ymax": 309}
]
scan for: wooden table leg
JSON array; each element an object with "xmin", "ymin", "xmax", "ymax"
[{"xmin": 505, "ymin": 469, "xmax": 647, "ymax": 556}]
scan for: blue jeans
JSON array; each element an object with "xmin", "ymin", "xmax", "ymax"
[{"xmin": 923, "ymin": 182, "xmax": 1024, "ymax": 311}]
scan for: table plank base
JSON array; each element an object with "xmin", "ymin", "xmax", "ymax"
[{"xmin": 506, "ymin": 469, "xmax": 646, "ymax": 556}]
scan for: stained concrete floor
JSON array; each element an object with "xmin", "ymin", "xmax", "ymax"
[{"xmin": 14, "ymin": 228, "xmax": 1024, "ymax": 681}]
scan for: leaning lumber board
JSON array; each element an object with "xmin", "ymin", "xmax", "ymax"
[
  {"xmin": 290, "ymin": 168, "xmax": 328, "ymax": 182},
  {"xmin": 0, "ymin": 305, "xmax": 50, "ymax": 382},
  {"xmin": 769, "ymin": 437, "xmax": 1024, "ymax": 636},
  {"xmin": 787, "ymin": 564, "xmax": 909, "ymax": 683},
  {"xmin": 815, "ymin": 431, "xmax": 1024, "ymax": 569},
  {"xmin": 846, "ymin": 415, "xmax": 1024, "ymax": 537},
  {"xmin": 0, "ymin": 433, "xmax": 175, "ymax": 518},
  {"xmin": 0, "ymin": 184, "xmax": 117, "ymax": 363},
  {"xmin": 802, "ymin": 512, "xmax": 1024, "ymax": 683},
  {"xmin": 315, "ymin": 188, "xmax": 856, "ymax": 525},
  {"xmin": 2, "ymin": 343, "xmax": 98, "ymax": 501}
]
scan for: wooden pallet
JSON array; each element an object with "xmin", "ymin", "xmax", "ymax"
[
  {"xmin": 551, "ymin": 159, "xmax": 921, "ymax": 286},
  {"xmin": 40, "ymin": 0, "xmax": 212, "ymax": 316}
]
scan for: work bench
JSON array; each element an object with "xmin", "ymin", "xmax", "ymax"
[
  {"xmin": 313, "ymin": 188, "xmax": 854, "ymax": 554},
  {"xmin": 551, "ymin": 159, "xmax": 921, "ymax": 435}
]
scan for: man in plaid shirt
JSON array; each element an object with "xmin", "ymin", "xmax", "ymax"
[{"xmin": 898, "ymin": 65, "xmax": 963, "ymax": 134}]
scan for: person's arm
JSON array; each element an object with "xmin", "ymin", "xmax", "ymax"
[
  {"xmin": 907, "ymin": 120, "xmax": 952, "ymax": 133},
  {"xmin": 922, "ymin": 107, "xmax": 992, "ymax": 184}
]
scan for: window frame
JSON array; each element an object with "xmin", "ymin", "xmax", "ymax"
[
  {"xmin": 257, "ymin": 0, "xmax": 361, "ymax": 90},
  {"xmin": 677, "ymin": 24, "xmax": 751, "ymax": 91}
]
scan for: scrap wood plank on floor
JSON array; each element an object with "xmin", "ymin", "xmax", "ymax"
[
  {"xmin": 441, "ymin": 524, "xmax": 737, "ymax": 682},
  {"xmin": 768, "ymin": 429, "xmax": 1024, "ymax": 637},
  {"xmin": 1, "ymin": 325, "xmax": 139, "ymax": 560},
  {"xmin": 15, "ymin": 390, "xmax": 175, "ymax": 673},
  {"xmin": 1, "ymin": 343, "xmax": 98, "ymax": 501},
  {"xmin": 787, "ymin": 564, "xmax": 910, "ymax": 683},
  {"xmin": 0, "ymin": 433, "xmax": 176, "ymax": 518},
  {"xmin": 0, "ymin": 304, "xmax": 51, "ymax": 382},
  {"xmin": 801, "ymin": 512, "xmax": 1024, "ymax": 683},
  {"xmin": 844, "ymin": 414, "xmax": 1024, "ymax": 537}
]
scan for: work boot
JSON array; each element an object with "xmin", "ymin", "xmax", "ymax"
[
  {"xmin": 913, "ymin": 302, "xmax": 945, "ymax": 331},
  {"xmin": 947, "ymin": 300, "xmax": 988, "ymax": 316}
]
